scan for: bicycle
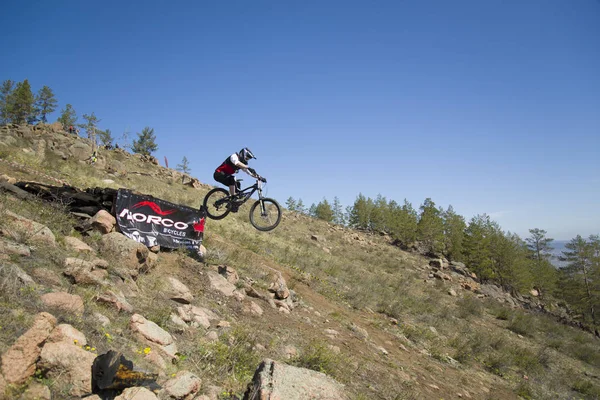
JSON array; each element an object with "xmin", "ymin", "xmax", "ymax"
[{"xmin": 202, "ymin": 174, "xmax": 282, "ymax": 231}]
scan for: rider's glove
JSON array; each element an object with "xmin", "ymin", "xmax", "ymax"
[
  {"xmin": 260, "ymin": 177, "xmax": 267, "ymax": 183},
  {"xmin": 248, "ymin": 167, "xmax": 256, "ymax": 175}
]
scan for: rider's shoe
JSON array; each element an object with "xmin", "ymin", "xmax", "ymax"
[{"xmin": 230, "ymin": 203, "xmax": 239, "ymax": 213}]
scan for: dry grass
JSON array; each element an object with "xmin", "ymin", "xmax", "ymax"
[{"xmin": 1, "ymin": 129, "xmax": 600, "ymax": 399}]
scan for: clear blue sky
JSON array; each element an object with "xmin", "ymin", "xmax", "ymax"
[{"xmin": 1, "ymin": 0, "xmax": 599, "ymax": 240}]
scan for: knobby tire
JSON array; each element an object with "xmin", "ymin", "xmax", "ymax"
[
  {"xmin": 203, "ymin": 188, "xmax": 231, "ymax": 220},
  {"xmin": 249, "ymin": 198, "xmax": 281, "ymax": 231}
]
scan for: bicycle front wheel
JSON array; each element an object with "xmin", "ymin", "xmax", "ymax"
[
  {"xmin": 203, "ymin": 188, "xmax": 231, "ymax": 220},
  {"xmin": 249, "ymin": 198, "xmax": 281, "ymax": 231}
]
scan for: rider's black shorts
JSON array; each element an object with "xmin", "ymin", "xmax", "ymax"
[{"xmin": 214, "ymin": 171, "xmax": 236, "ymax": 187}]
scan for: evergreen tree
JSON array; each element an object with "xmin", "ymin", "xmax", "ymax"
[
  {"xmin": 526, "ymin": 229, "xmax": 554, "ymax": 264},
  {"xmin": 176, "ymin": 156, "xmax": 191, "ymax": 174},
  {"xmin": 463, "ymin": 214, "xmax": 499, "ymax": 281},
  {"xmin": 0, "ymin": 80, "xmax": 15, "ymax": 125},
  {"xmin": 387, "ymin": 199, "xmax": 418, "ymax": 246},
  {"xmin": 416, "ymin": 198, "xmax": 444, "ymax": 255},
  {"xmin": 97, "ymin": 129, "xmax": 114, "ymax": 147},
  {"xmin": 285, "ymin": 197, "xmax": 297, "ymax": 211},
  {"xmin": 8, "ymin": 79, "xmax": 35, "ymax": 124},
  {"xmin": 560, "ymin": 235, "xmax": 599, "ymax": 326},
  {"xmin": 526, "ymin": 228, "xmax": 557, "ymax": 298},
  {"xmin": 57, "ymin": 104, "xmax": 77, "ymax": 130},
  {"xmin": 502, "ymin": 232, "xmax": 536, "ymax": 292},
  {"xmin": 80, "ymin": 112, "xmax": 100, "ymax": 145},
  {"xmin": 442, "ymin": 205, "xmax": 466, "ymax": 261},
  {"xmin": 35, "ymin": 85, "xmax": 57, "ymax": 123},
  {"xmin": 308, "ymin": 203, "xmax": 317, "ymax": 218},
  {"xmin": 315, "ymin": 198, "xmax": 334, "ymax": 222},
  {"xmin": 132, "ymin": 126, "xmax": 158, "ymax": 156},
  {"xmin": 370, "ymin": 194, "xmax": 388, "ymax": 232},
  {"xmin": 348, "ymin": 193, "xmax": 370, "ymax": 230},
  {"xmin": 332, "ymin": 196, "xmax": 346, "ymax": 225},
  {"xmin": 296, "ymin": 198, "xmax": 306, "ymax": 214}
]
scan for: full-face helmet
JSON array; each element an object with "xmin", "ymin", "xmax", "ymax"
[{"xmin": 239, "ymin": 147, "xmax": 256, "ymax": 163}]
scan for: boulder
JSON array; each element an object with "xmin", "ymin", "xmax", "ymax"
[
  {"xmin": 19, "ymin": 381, "xmax": 51, "ymax": 400},
  {"xmin": 63, "ymin": 236, "xmax": 95, "ymax": 253},
  {"xmin": 90, "ymin": 210, "xmax": 116, "ymax": 234},
  {"xmin": 95, "ymin": 290, "xmax": 134, "ymax": 313},
  {"xmin": 129, "ymin": 314, "xmax": 177, "ymax": 358},
  {"xmin": 0, "ymin": 238, "xmax": 31, "ymax": 257},
  {"xmin": 38, "ymin": 341, "xmax": 96, "ymax": 397},
  {"xmin": 165, "ymin": 277, "xmax": 194, "ymax": 304},
  {"xmin": 40, "ymin": 292, "xmax": 84, "ymax": 317},
  {"xmin": 115, "ymin": 387, "xmax": 158, "ymax": 400},
  {"xmin": 2, "ymin": 211, "xmax": 56, "ymax": 246},
  {"xmin": 207, "ymin": 270, "xmax": 236, "ymax": 297},
  {"xmin": 63, "ymin": 257, "xmax": 108, "ymax": 285},
  {"xmin": 269, "ymin": 272, "xmax": 290, "ymax": 300},
  {"xmin": 0, "ymin": 263, "xmax": 35, "ymax": 286},
  {"xmin": 217, "ymin": 265, "xmax": 239, "ymax": 284},
  {"xmin": 1, "ymin": 312, "xmax": 57, "ymax": 385},
  {"xmin": 177, "ymin": 305, "xmax": 218, "ymax": 329},
  {"xmin": 68, "ymin": 142, "xmax": 93, "ymax": 161},
  {"xmin": 48, "ymin": 324, "xmax": 87, "ymax": 346},
  {"xmin": 30, "ymin": 268, "xmax": 62, "ymax": 287},
  {"xmin": 162, "ymin": 371, "xmax": 202, "ymax": 399},
  {"xmin": 243, "ymin": 301, "xmax": 264, "ymax": 317},
  {"xmin": 243, "ymin": 359, "xmax": 349, "ymax": 400},
  {"xmin": 99, "ymin": 232, "xmax": 154, "ymax": 276}
]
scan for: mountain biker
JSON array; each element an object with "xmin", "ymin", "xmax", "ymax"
[{"xmin": 213, "ymin": 148, "xmax": 258, "ymax": 212}]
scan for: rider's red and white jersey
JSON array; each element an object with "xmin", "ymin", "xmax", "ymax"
[{"xmin": 215, "ymin": 153, "xmax": 246, "ymax": 175}]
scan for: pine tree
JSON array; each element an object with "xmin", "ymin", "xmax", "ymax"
[
  {"xmin": 57, "ymin": 104, "xmax": 77, "ymax": 130},
  {"xmin": 526, "ymin": 228, "xmax": 557, "ymax": 298},
  {"xmin": 332, "ymin": 196, "xmax": 346, "ymax": 225},
  {"xmin": 0, "ymin": 80, "xmax": 15, "ymax": 125},
  {"xmin": 560, "ymin": 235, "xmax": 599, "ymax": 326},
  {"xmin": 176, "ymin": 156, "xmax": 191, "ymax": 174},
  {"xmin": 80, "ymin": 112, "xmax": 100, "ymax": 145},
  {"xmin": 463, "ymin": 214, "xmax": 499, "ymax": 281},
  {"xmin": 35, "ymin": 86, "xmax": 58, "ymax": 123},
  {"xmin": 315, "ymin": 198, "xmax": 334, "ymax": 222},
  {"xmin": 348, "ymin": 193, "xmax": 370, "ymax": 230},
  {"xmin": 370, "ymin": 194, "xmax": 388, "ymax": 232},
  {"xmin": 308, "ymin": 203, "xmax": 317, "ymax": 218},
  {"xmin": 132, "ymin": 126, "xmax": 158, "ymax": 156},
  {"xmin": 417, "ymin": 198, "xmax": 444, "ymax": 255},
  {"xmin": 97, "ymin": 129, "xmax": 114, "ymax": 147},
  {"xmin": 285, "ymin": 197, "xmax": 297, "ymax": 211},
  {"xmin": 442, "ymin": 205, "xmax": 466, "ymax": 261},
  {"xmin": 9, "ymin": 79, "xmax": 35, "ymax": 124},
  {"xmin": 296, "ymin": 198, "xmax": 306, "ymax": 214}
]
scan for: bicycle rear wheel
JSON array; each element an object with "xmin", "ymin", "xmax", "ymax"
[
  {"xmin": 249, "ymin": 198, "xmax": 281, "ymax": 231},
  {"xmin": 203, "ymin": 188, "xmax": 231, "ymax": 220}
]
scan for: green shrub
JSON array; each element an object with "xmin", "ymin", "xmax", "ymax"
[
  {"xmin": 191, "ymin": 327, "xmax": 261, "ymax": 392},
  {"xmin": 507, "ymin": 312, "xmax": 535, "ymax": 336},
  {"xmin": 483, "ymin": 352, "xmax": 510, "ymax": 376},
  {"xmin": 456, "ymin": 295, "xmax": 484, "ymax": 319},
  {"xmin": 572, "ymin": 378, "xmax": 600, "ymax": 397},
  {"xmin": 290, "ymin": 339, "xmax": 341, "ymax": 376}
]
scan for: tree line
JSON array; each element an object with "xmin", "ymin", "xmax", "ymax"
[
  {"xmin": 0, "ymin": 79, "xmax": 159, "ymax": 157},
  {"xmin": 287, "ymin": 193, "xmax": 600, "ymax": 328}
]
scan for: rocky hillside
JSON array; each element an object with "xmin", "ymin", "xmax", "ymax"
[{"xmin": 0, "ymin": 123, "xmax": 599, "ymax": 400}]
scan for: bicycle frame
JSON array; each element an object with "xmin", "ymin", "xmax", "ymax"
[{"xmin": 215, "ymin": 178, "xmax": 265, "ymax": 207}]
